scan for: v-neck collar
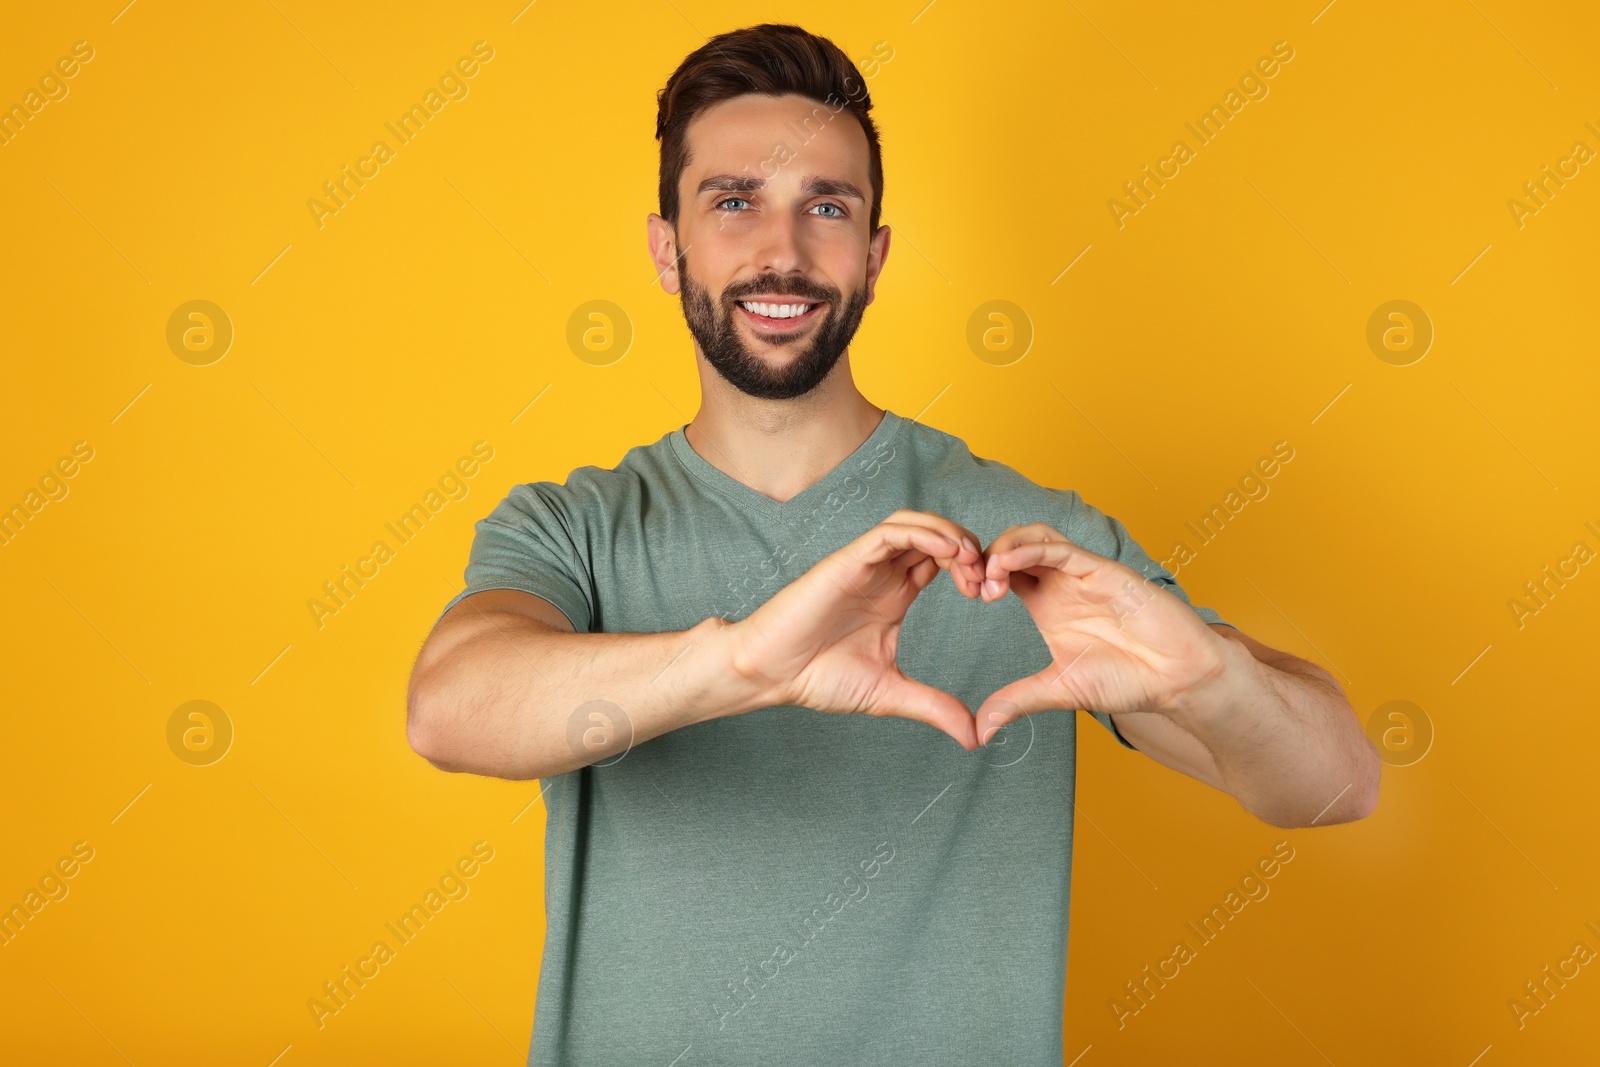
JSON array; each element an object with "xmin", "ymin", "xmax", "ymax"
[{"xmin": 669, "ymin": 409, "xmax": 905, "ymax": 523}]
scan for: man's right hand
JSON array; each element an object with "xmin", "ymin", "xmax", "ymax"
[{"xmin": 723, "ymin": 509, "xmax": 987, "ymax": 750}]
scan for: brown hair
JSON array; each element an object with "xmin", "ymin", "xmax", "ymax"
[{"xmin": 655, "ymin": 24, "xmax": 884, "ymax": 235}]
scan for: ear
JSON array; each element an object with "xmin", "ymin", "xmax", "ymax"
[
  {"xmin": 646, "ymin": 212, "xmax": 684, "ymax": 296},
  {"xmin": 864, "ymin": 224, "xmax": 890, "ymax": 307}
]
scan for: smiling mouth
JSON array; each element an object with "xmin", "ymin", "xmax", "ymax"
[{"xmin": 734, "ymin": 299, "xmax": 826, "ymax": 334}]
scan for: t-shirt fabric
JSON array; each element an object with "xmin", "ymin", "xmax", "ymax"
[{"xmin": 436, "ymin": 409, "xmax": 1232, "ymax": 1066}]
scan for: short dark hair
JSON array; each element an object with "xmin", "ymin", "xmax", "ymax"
[{"xmin": 655, "ymin": 24, "xmax": 884, "ymax": 235}]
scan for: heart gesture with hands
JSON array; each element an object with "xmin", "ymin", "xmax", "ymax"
[
  {"xmin": 726, "ymin": 510, "xmax": 1228, "ymax": 752},
  {"xmin": 727, "ymin": 509, "xmax": 990, "ymax": 750},
  {"xmin": 970, "ymin": 522, "xmax": 1229, "ymax": 745}
]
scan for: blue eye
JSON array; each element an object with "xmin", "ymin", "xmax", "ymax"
[{"xmin": 713, "ymin": 198, "xmax": 848, "ymax": 217}]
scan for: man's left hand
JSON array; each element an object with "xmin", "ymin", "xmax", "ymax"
[{"xmin": 971, "ymin": 522, "xmax": 1229, "ymax": 745}]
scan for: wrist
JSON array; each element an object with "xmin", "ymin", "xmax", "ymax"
[
  {"xmin": 696, "ymin": 615, "xmax": 789, "ymax": 720},
  {"xmin": 1163, "ymin": 628, "xmax": 1260, "ymax": 733}
]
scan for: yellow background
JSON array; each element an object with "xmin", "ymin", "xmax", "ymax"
[{"xmin": 3, "ymin": 0, "xmax": 1597, "ymax": 1063}]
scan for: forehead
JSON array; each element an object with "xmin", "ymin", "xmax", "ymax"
[{"xmin": 681, "ymin": 92, "xmax": 870, "ymax": 190}]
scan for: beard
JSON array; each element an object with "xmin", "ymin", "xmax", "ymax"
[{"xmin": 677, "ymin": 263, "xmax": 869, "ymax": 401}]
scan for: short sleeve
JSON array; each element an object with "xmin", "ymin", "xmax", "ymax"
[
  {"xmin": 434, "ymin": 482, "xmax": 595, "ymax": 633},
  {"xmin": 1051, "ymin": 488, "xmax": 1235, "ymax": 751}
]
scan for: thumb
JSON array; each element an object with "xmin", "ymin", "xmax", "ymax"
[
  {"xmin": 875, "ymin": 671, "xmax": 979, "ymax": 751},
  {"xmin": 974, "ymin": 672, "xmax": 1070, "ymax": 745}
]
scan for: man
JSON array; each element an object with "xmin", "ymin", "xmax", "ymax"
[{"xmin": 406, "ymin": 23, "xmax": 1379, "ymax": 1065}]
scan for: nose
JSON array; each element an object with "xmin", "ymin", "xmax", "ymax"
[{"xmin": 750, "ymin": 206, "xmax": 810, "ymax": 277}]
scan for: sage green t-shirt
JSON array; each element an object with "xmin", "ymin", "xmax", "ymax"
[{"xmin": 436, "ymin": 409, "xmax": 1230, "ymax": 1066}]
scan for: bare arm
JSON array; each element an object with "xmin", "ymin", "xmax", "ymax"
[
  {"xmin": 1159, "ymin": 623, "xmax": 1379, "ymax": 828},
  {"xmin": 407, "ymin": 510, "xmax": 990, "ymax": 780},
  {"xmin": 406, "ymin": 589, "xmax": 762, "ymax": 780},
  {"xmin": 1110, "ymin": 624, "xmax": 1380, "ymax": 827},
  {"xmin": 973, "ymin": 523, "xmax": 1381, "ymax": 830}
]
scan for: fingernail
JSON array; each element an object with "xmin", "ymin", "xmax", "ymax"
[
  {"xmin": 983, "ymin": 578, "xmax": 1001, "ymax": 598},
  {"xmin": 981, "ymin": 712, "xmax": 1005, "ymax": 744},
  {"xmin": 961, "ymin": 535, "xmax": 977, "ymax": 554}
]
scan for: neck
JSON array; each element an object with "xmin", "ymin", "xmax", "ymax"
[{"xmin": 684, "ymin": 352, "xmax": 884, "ymax": 504}]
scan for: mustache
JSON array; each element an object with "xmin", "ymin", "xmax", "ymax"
[{"xmin": 724, "ymin": 277, "xmax": 836, "ymax": 304}]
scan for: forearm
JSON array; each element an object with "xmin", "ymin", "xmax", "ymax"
[
  {"xmin": 408, "ymin": 613, "xmax": 767, "ymax": 780},
  {"xmin": 1170, "ymin": 635, "xmax": 1380, "ymax": 828}
]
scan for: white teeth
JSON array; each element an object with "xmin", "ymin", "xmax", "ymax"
[{"xmin": 739, "ymin": 301, "xmax": 813, "ymax": 319}]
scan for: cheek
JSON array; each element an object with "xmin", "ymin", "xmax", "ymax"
[
  {"xmin": 812, "ymin": 227, "xmax": 869, "ymax": 269},
  {"xmin": 810, "ymin": 234, "xmax": 869, "ymax": 287},
  {"xmin": 680, "ymin": 238, "xmax": 738, "ymax": 291}
]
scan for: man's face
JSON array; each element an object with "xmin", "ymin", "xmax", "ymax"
[{"xmin": 653, "ymin": 92, "xmax": 888, "ymax": 400}]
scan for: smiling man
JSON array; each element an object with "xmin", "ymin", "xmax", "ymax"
[{"xmin": 406, "ymin": 23, "xmax": 1380, "ymax": 1066}]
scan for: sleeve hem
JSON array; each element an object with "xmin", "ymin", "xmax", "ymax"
[
  {"xmin": 435, "ymin": 583, "xmax": 587, "ymax": 633},
  {"xmin": 1090, "ymin": 710, "xmax": 1139, "ymax": 751}
]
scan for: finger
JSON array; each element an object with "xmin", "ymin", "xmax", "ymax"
[
  {"xmin": 850, "ymin": 514, "xmax": 985, "ymax": 598},
  {"xmin": 984, "ymin": 537, "xmax": 1112, "ymax": 593},
  {"xmin": 902, "ymin": 513, "xmax": 986, "ymax": 596},
  {"xmin": 978, "ymin": 523, "xmax": 1067, "ymax": 599},
  {"xmin": 887, "ymin": 511, "xmax": 984, "ymax": 595},
  {"xmin": 887, "ymin": 545, "xmax": 926, "ymax": 572},
  {"xmin": 877, "ymin": 671, "xmax": 979, "ymax": 751},
  {"xmin": 982, "ymin": 523, "xmax": 1072, "ymax": 578},
  {"xmin": 973, "ymin": 671, "xmax": 1077, "ymax": 744},
  {"xmin": 942, "ymin": 547, "xmax": 984, "ymax": 598},
  {"xmin": 981, "ymin": 559, "xmax": 1042, "ymax": 601},
  {"xmin": 906, "ymin": 554, "xmax": 940, "ymax": 591},
  {"xmin": 878, "ymin": 530, "xmax": 979, "ymax": 599},
  {"xmin": 850, "ymin": 523, "xmax": 960, "ymax": 571},
  {"xmin": 889, "ymin": 543, "xmax": 971, "ymax": 587},
  {"xmin": 852, "ymin": 524, "xmax": 987, "ymax": 600},
  {"xmin": 884, "ymin": 510, "xmax": 984, "ymax": 569}
]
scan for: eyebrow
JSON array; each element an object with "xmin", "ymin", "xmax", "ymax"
[{"xmin": 696, "ymin": 173, "xmax": 866, "ymax": 203}]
